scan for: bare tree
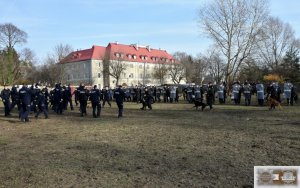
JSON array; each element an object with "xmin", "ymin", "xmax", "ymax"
[
  {"xmin": 0, "ymin": 23, "xmax": 27, "ymax": 49},
  {"xmin": 198, "ymin": 0, "xmax": 269, "ymax": 86},
  {"xmin": 173, "ymin": 52, "xmax": 194, "ymax": 83},
  {"xmin": 256, "ymin": 17, "xmax": 295, "ymax": 70},
  {"xmin": 109, "ymin": 57, "xmax": 127, "ymax": 87},
  {"xmin": 205, "ymin": 49, "xmax": 225, "ymax": 84},
  {"xmin": 49, "ymin": 43, "xmax": 73, "ymax": 84},
  {"xmin": 169, "ymin": 63, "xmax": 185, "ymax": 84},
  {"xmin": 153, "ymin": 62, "xmax": 169, "ymax": 85},
  {"xmin": 192, "ymin": 55, "xmax": 209, "ymax": 84}
]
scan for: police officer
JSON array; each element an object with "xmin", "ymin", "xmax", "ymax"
[
  {"xmin": 140, "ymin": 89, "xmax": 154, "ymax": 110},
  {"xmin": 206, "ymin": 82, "xmax": 214, "ymax": 110},
  {"xmin": 35, "ymin": 88, "xmax": 48, "ymax": 119},
  {"xmin": 170, "ymin": 86, "xmax": 176, "ymax": 103},
  {"xmin": 1, "ymin": 85, "xmax": 11, "ymax": 116},
  {"xmin": 114, "ymin": 85, "xmax": 125, "ymax": 118},
  {"xmin": 10, "ymin": 85, "xmax": 20, "ymax": 111},
  {"xmin": 66, "ymin": 84, "xmax": 74, "ymax": 110},
  {"xmin": 187, "ymin": 86, "xmax": 193, "ymax": 103},
  {"xmin": 19, "ymin": 85, "xmax": 31, "ymax": 122},
  {"xmin": 102, "ymin": 87, "xmax": 111, "ymax": 107},
  {"xmin": 232, "ymin": 82, "xmax": 241, "ymax": 105},
  {"xmin": 267, "ymin": 82, "xmax": 279, "ymax": 110},
  {"xmin": 89, "ymin": 85, "xmax": 101, "ymax": 118},
  {"xmin": 284, "ymin": 80, "xmax": 293, "ymax": 105},
  {"xmin": 256, "ymin": 81, "xmax": 265, "ymax": 106},
  {"xmin": 53, "ymin": 83, "xmax": 63, "ymax": 114},
  {"xmin": 195, "ymin": 85, "xmax": 201, "ymax": 100},
  {"xmin": 243, "ymin": 81, "xmax": 252, "ymax": 106},
  {"xmin": 217, "ymin": 83, "xmax": 226, "ymax": 104},
  {"xmin": 77, "ymin": 83, "xmax": 89, "ymax": 117}
]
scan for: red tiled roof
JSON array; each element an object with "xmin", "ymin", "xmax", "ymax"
[{"xmin": 61, "ymin": 43, "xmax": 176, "ymax": 64}]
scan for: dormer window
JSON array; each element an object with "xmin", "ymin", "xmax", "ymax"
[
  {"xmin": 115, "ymin": 53, "xmax": 120, "ymax": 58},
  {"xmin": 133, "ymin": 55, "xmax": 137, "ymax": 59},
  {"xmin": 128, "ymin": 54, "xmax": 132, "ymax": 59},
  {"xmin": 145, "ymin": 56, "xmax": 148, "ymax": 60}
]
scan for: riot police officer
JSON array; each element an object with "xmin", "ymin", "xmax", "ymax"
[
  {"xmin": 217, "ymin": 83, "xmax": 226, "ymax": 104},
  {"xmin": 1, "ymin": 85, "xmax": 11, "ymax": 116},
  {"xmin": 243, "ymin": 81, "xmax": 252, "ymax": 106},
  {"xmin": 102, "ymin": 87, "xmax": 111, "ymax": 107},
  {"xmin": 232, "ymin": 82, "xmax": 241, "ymax": 105},
  {"xmin": 53, "ymin": 83, "xmax": 63, "ymax": 114},
  {"xmin": 66, "ymin": 84, "xmax": 74, "ymax": 110},
  {"xmin": 206, "ymin": 82, "xmax": 214, "ymax": 110},
  {"xmin": 77, "ymin": 84, "xmax": 89, "ymax": 117},
  {"xmin": 284, "ymin": 80, "xmax": 293, "ymax": 105},
  {"xmin": 114, "ymin": 85, "xmax": 125, "ymax": 118},
  {"xmin": 35, "ymin": 88, "xmax": 48, "ymax": 119},
  {"xmin": 256, "ymin": 81, "xmax": 265, "ymax": 106},
  {"xmin": 140, "ymin": 89, "xmax": 154, "ymax": 110},
  {"xmin": 19, "ymin": 85, "xmax": 31, "ymax": 122},
  {"xmin": 89, "ymin": 85, "xmax": 101, "ymax": 118},
  {"xmin": 10, "ymin": 85, "xmax": 20, "ymax": 111}
]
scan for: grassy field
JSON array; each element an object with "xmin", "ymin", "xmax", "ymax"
[{"xmin": 0, "ymin": 101, "xmax": 299, "ymax": 188}]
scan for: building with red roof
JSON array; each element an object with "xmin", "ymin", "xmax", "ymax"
[{"xmin": 61, "ymin": 42, "xmax": 183, "ymax": 88}]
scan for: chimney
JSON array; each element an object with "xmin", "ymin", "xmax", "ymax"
[
  {"xmin": 146, "ymin": 45, "xmax": 151, "ymax": 52},
  {"xmin": 115, "ymin": 41, "xmax": 119, "ymax": 45},
  {"xmin": 133, "ymin": 43, "xmax": 139, "ymax": 51}
]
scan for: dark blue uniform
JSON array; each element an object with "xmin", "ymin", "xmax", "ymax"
[
  {"xmin": 89, "ymin": 87, "xmax": 101, "ymax": 118},
  {"xmin": 140, "ymin": 90, "xmax": 154, "ymax": 110},
  {"xmin": 206, "ymin": 84, "xmax": 214, "ymax": 110},
  {"xmin": 35, "ymin": 90, "xmax": 48, "ymax": 119},
  {"xmin": 114, "ymin": 87, "xmax": 125, "ymax": 118},
  {"xmin": 53, "ymin": 85, "xmax": 63, "ymax": 114},
  {"xmin": 1, "ymin": 88, "xmax": 11, "ymax": 116},
  {"xmin": 102, "ymin": 88, "xmax": 111, "ymax": 107},
  {"xmin": 78, "ymin": 86, "xmax": 89, "ymax": 117},
  {"xmin": 65, "ymin": 85, "xmax": 74, "ymax": 110},
  {"xmin": 10, "ymin": 86, "xmax": 20, "ymax": 112},
  {"xmin": 19, "ymin": 86, "xmax": 31, "ymax": 122}
]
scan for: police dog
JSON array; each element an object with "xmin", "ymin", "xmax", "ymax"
[
  {"xmin": 192, "ymin": 98, "xmax": 207, "ymax": 111},
  {"xmin": 267, "ymin": 96, "xmax": 282, "ymax": 110}
]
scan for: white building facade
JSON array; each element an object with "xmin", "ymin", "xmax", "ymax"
[{"xmin": 61, "ymin": 43, "xmax": 182, "ymax": 88}]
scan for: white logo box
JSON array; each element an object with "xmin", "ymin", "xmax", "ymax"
[{"xmin": 254, "ymin": 166, "xmax": 300, "ymax": 188}]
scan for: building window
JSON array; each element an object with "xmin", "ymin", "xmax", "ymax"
[
  {"xmin": 99, "ymin": 62, "xmax": 101, "ymax": 67},
  {"xmin": 85, "ymin": 73, "xmax": 89, "ymax": 78},
  {"xmin": 146, "ymin": 74, "xmax": 150, "ymax": 78},
  {"xmin": 115, "ymin": 53, "xmax": 120, "ymax": 58},
  {"xmin": 140, "ymin": 74, "xmax": 143, "ymax": 78},
  {"xmin": 128, "ymin": 54, "xmax": 132, "ymax": 59},
  {"xmin": 98, "ymin": 73, "xmax": 101, "ymax": 78},
  {"xmin": 133, "ymin": 55, "xmax": 137, "ymax": 59},
  {"xmin": 130, "ymin": 64, "xmax": 133, "ymax": 68},
  {"xmin": 139, "ymin": 65, "xmax": 142, "ymax": 69},
  {"xmin": 145, "ymin": 56, "xmax": 148, "ymax": 60},
  {"xmin": 123, "ymin": 73, "xmax": 126, "ymax": 78},
  {"xmin": 147, "ymin": 65, "xmax": 149, "ymax": 69}
]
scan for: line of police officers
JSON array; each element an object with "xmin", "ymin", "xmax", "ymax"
[
  {"xmin": 0, "ymin": 83, "xmax": 126, "ymax": 122},
  {"xmin": 0, "ymin": 81, "xmax": 297, "ymax": 121}
]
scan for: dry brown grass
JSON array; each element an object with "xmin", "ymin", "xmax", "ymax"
[{"xmin": 0, "ymin": 102, "xmax": 299, "ymax": 187}]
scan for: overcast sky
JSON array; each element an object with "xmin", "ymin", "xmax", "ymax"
[{"xmin": 0, "ymin": 0, "xmax": 300, "ymax": 62}]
